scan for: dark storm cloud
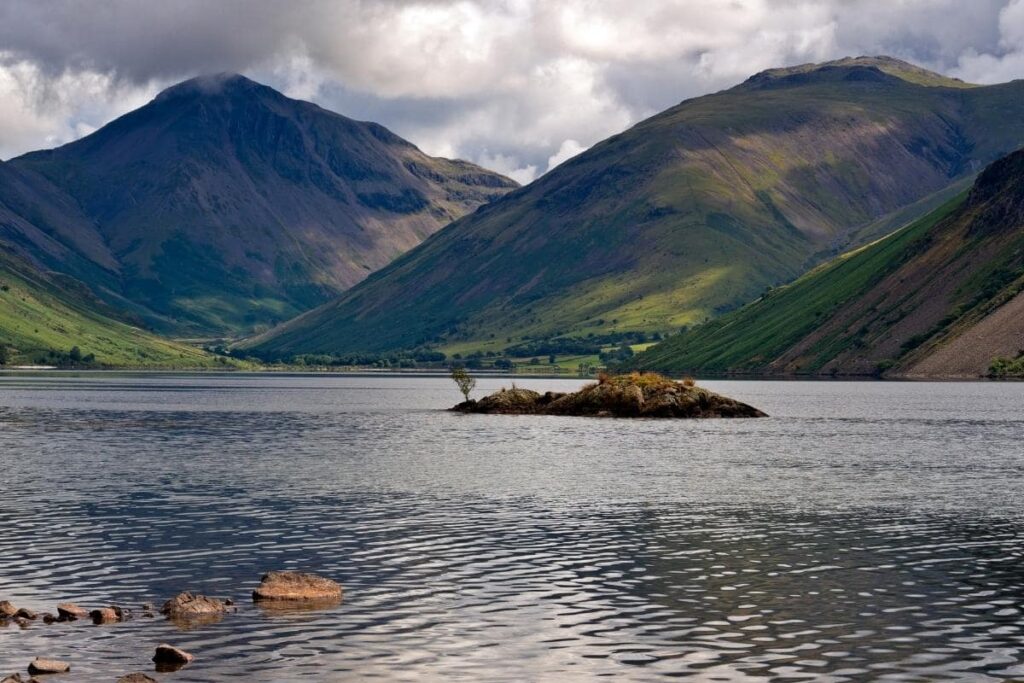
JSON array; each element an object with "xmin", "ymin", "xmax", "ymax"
[{"xmin": 0, "ymin": 0, "xmax": 1022, "ymax": 178}]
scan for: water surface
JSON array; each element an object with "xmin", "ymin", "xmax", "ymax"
[{"xmin": 0, "ymin": 374, "xmax": 1022, "ymax": 681}]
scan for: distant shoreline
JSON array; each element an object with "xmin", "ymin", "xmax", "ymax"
[{"xmin": 1, "ymin": 367, "xmax": 1016, "ymax": 382}]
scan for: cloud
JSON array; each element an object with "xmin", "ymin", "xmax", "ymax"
[
  {"xmin": 0, "ymin": 1, "xmax": 1021, "ymax": 173},
  {"xmin": 546, "ymin": 139, "xmax": 587, "ymax": 173}
]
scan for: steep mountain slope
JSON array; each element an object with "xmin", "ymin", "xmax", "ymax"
[
  {"xmin": 632, "ymin": 148, "xmax": 1024, "ymax": 378},
  {"xmin": 3, "ymin": 74, "xmax": 515, "ymax": 335},
  {"xmin": 0, "ymin": 247, "xmax": 231, "ymax": 368},
  {"xmin": 244, "ymin": 57, "xmax": 1024, "ymax": 358}
]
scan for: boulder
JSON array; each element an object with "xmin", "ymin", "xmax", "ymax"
[
  {"xmin": 153, "ymin": 644, "xmax": 193, "ymax": 671},
  {"xmin": 252, "ymin": 571, "xmax": 342, "ymax": 603},
  {"xmin": 116, "ymin": 674, "xmax": 158, "ymax": 683},
  {"xmin": 27, "ymin": 659, "xmax": 70, "ymax": 675},
  {"xmin": 1, "ymin": 674, "xmax": 22, "ymax": 683},
  {"xmin": 160, "ymin": 592, "xmax": 228, "ymax": 619},
  {"xmin": 13, "ymin": 609, "xmax": 36, "ymax": 621},
  {"xmin": 0, "ymin": 602, "xmax": 17, "ymax": 618},
  {"xmin": 40, "ymin": 613, "xmax": 57, "ymax": 625},
  {"xmin": 55, "ymin": 603, "xmax": 87, "ymax": 622}
]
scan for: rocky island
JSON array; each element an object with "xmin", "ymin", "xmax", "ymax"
[{"xmin": 452, "ymin": 373, "xmax": 767, "ymax": 418}]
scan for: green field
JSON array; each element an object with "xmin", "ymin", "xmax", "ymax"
[
  {"xmin": 632, "ymin": 195, "xmax": 966, "ymax": 373},
  {"xmin": 0, "ymin": 252, "xmax": 241, "ymax": 368}
]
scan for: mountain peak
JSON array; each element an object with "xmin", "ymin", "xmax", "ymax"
[
  {"xmin": 742, "ymin": 55, "xmax": 974, "ymax": 90},
  {"xmin": 154, "ymin": 72, "xmax": 268, "ymax": 103}
]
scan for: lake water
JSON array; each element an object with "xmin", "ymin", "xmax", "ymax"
[{"xmin": 0, "ymin": 373, "xmax": 1022, "ymax": 681}]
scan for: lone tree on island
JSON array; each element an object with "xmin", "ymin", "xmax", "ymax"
[{"xmin": 450, "ymin": 366, "xmax": 476, "ymax": 402}]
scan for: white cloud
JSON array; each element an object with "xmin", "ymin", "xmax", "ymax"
[
  {"xmin": 477, "ymin": 151, "xmax": 537, "ymax": 185},
  {"xmin": 0, "ymin": 1, "xmax": 1022, "ymax": 172},
  {"xmin": 952, "ymin": 0, "xmax": 1024, "ymax": 83},
  {"xmin": 0, "ymin": 53, "xmax": 158, "ymax": 159},
  {"xmin": 546, "ymin": 139, "xmax": 586, "ymax": 172}
]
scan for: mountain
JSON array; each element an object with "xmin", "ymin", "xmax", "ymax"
[
  {"xmin": 242, "ymin": 56, "xmax": 1024, "ymax": 359},
  {"xmin": 632, "ymin": 148, "xmax": 1024, "ymax": 378},
  {"xmin": 0, "ymin": 245, "xmax": 232, "ymax": 368},
  {"xmin": 2, "ymin": 74, "xmax": 516, "ymax": 336}
]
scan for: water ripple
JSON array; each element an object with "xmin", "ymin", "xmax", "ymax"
[{"xmin": 0, "ymin": 373, "xmax": 1022, "ymax": 681}]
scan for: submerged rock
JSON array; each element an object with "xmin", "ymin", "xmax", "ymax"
[
  {"xmin": 90, "ymin": 607, "xmax": 120, "ymax": 625},
  {"xmin": 252, "ymin": 571, "xmax": 342, "ymax": 604},
  {"xmin": 27, "ymin": 658, "xmax": 70, "ymax": 675},
  {"xmin": 153, "ymin": 644, "xmax": 193, "ymax": 671},
  {"xmin": 160, "ymin": 592, "xmax": 228, "ymax": 620},
  {"xmin": 452, "ymin": 373, "xmax": 767, "ymax": 418},
  {"xmin": 116, "ymin": 673, "xmax": 158, "ymax": 683}
]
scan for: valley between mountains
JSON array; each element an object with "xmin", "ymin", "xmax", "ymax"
[{"xmin": 2, "ymin": 57, "xmax": 1023, "ymax": 377}]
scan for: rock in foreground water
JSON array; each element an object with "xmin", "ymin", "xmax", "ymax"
[
  {"xmin": 116, "ymin": 673, "xmax": 158, "ymax": 683},
  {"xmin": 90, "ymin": 607, "xmax": 120, "ymax": 624},
  {"xmin": 252, "ymin": 571, "xmax": 342, "ymax": 603},
  {"xmin": 0, "ymin": 602, "xmax": 17, "ymax": 619},
  {"xmin": 55, "ymin": 603, "xmax": 88, "ymax": 622},
  {"xmin": 153, "ymin": 644, "xmax": 193, "ymax": 670},
  {"xmin": 452, "ymin": 373, "xmax": 767, "ymax": 418},
  {"xmin": 160, "ymin": 592, "xmax": 228, "ymax": 620},
  {"xmin": 27, "ymin": 658, "xmax": 70, "ymax": 675}
]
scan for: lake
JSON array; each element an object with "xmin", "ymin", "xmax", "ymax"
[{"xmin": 0, "ymin": 373, "xmax": 1022, "ymax": 681}]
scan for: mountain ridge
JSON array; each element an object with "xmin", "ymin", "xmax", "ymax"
[
  {"xmin": 1, "ymin": 73, "xmax": 516, "ymax": 335},
  {"xmin": 243, "ymin": 56, "xmax": 1024, "ymax": 359}
]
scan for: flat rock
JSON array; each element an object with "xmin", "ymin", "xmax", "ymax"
[
  {"xmin": 55, "ymin": 603, "xmax": 87, "ymax": 621},
  {"xmin": 252, "ymin": 571, "xmax": 342, "ymax": 603},
  {"xmin": 0, "ymin": 602, "xmax": 17, "ymax": 618},
  {"xmin": 160, "ymin": 592, "xmax": 228, "ymax": 619},
  {"xmin": 116, "ymin": 674, "xmax": 158, "ymax": 683},
  {"xmin": 27, "ymin": 658, "xmax": 70, "ymax": 675},
  {"xmin": 153, "ymin": 644, "xmax": 193, "ymax": 671}
]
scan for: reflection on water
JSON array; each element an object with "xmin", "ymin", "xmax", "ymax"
[{"xmin": 0, "ymin": 373, "xmax": 1022, "ymax": 681}]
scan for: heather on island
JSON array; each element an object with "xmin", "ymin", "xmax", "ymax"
[{"xmin": 451, "ymin": 372, "xmax": 766, "ymax": 418}]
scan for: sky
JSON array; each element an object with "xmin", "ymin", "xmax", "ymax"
[{"xmin": 1, "ymin": 0, "xmax": 1023, "ymax": 183}]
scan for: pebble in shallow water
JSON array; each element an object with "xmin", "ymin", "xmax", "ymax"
[
  {"xmin": 152, "ymin": 643, "xmax": 193, "ymax": 671},
  {"xmin": 55, "ymin": 604, "xmax": 87, "ymax": 622},
  {"xmin": 252, "ymin": 570, "xmax": 342, "ymax": 603},
  {"xmin": 27, "ymin": 658, "xmax": 70, "ymax": 675},
  {"xmin": 116, "ymin": 674, "xmax": 157, "ymax": 683}
]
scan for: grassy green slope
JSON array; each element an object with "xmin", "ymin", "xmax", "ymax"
[
  {"xmin": 244, "ymin": 57, "xmax": 1024, "ymax": 359},
  {"xmin": 634, "ymin": 148, "xmax": 1024, "ymax": 376},
  {"xmin": 0, "ymin": 250, "xmax": 235, "ymax": 368},
  {"xmin": 632, "ymin": 197, "xmax": 964, "ymax": 373}
]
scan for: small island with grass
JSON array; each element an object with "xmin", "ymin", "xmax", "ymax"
[{"xmin": 451, "ymin": 372, "xmax": 767, "ymax": 418}]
